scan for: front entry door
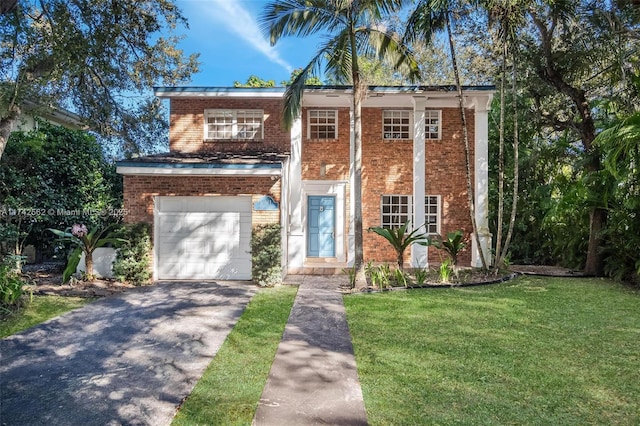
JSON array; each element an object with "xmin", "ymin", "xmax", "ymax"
[{"xmin": 307, "ymin": 196, "xmax": 335, "ymax": 257}]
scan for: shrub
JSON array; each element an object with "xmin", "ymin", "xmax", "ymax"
[
  {"xmin": 0, "ymin": 257, "xmax": 30, "ymax": 315},
  {"xmin": 112, "ymin": 223, "xmax": 152, "ymax": 286},
  {"xmin": 251, "ymin": 224, "xmax": 282, "ymax": 287}
]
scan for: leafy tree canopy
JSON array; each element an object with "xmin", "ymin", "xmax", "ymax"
[
  {"xmin": 0, "ymin": 0, "xmax": 199, "ymax": 158},
  {"xmin": 0, "ymin": 122, "xmax": 122, "ymax": 258},
  {"xmin": 234, "ymin": 69, "xmax": 323, "ymax": 87}
]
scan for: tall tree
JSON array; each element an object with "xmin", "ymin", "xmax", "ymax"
[
  {"xmin": 260, "ymin": 0, "xmax": 420, "ymax": 286},
  {"xmin": 521, "ymin": 0, "xmax": 639, "ymax": 275},
  {"xmin": 486, "ymin": 0, "xmax": 526, "ymax": 271},
  {"xmin": 0, "ymin": 0, "xmax": 199, "ymax": 158},
  {"xmin": 406, "ymin": 0, "xmax": 490, "ymax": 270}
]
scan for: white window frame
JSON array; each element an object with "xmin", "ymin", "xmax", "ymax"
[
  {"xmin": 383, "ymin": 110, "xmax": 412, "ymax": 140},
  {"xmin": 425, "ymin": 110, "xmax": 442, "ymax": 140},
  {"xmin": 381, "ymin": 195, "xmax": 412, "ymax": 229},
  {"xmin": 204, "ymin": 109, "xmax": 264, "ymax": 141},
  {"xmin": 307, "ymin": 110, "xmax": 338, "ymax": 140},
  {"xmin": 424, "ymin": 195, "xmax": 441, "ymax": 235}
]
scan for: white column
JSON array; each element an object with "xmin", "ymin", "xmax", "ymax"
[
  {"xmin": 348, "ymin": 109, "xmax": 355, "ymax": 266},
  {"xmin": 288, "ymin": 116, "xmax": 304, "ymax": 271},
  {"xmin": 412, "ymin": 97, "xmax": 427, "ymax": 268},
  {"xmin": 472, "ymin": 95, "xmax": 493, "ymax": 267}
]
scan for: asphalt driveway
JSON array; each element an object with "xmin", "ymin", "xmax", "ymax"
[{"xmin": 0, "ymin": 281, "xmax": 257, "ymax": 426}]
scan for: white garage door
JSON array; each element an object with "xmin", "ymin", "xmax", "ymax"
[{"xmin": 155, "ymin": 196, "xmax": 252, "ymax": 280}]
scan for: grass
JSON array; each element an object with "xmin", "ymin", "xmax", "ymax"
[
  {"xmin": 344, "ymin": 276, "xmax": 640, "ymax": 425},
  {"xmin": 0, "ymin": 295, "xmax": 93, "ymax": 338},
  {"xmin": 172, "ymin": 285, "xmax": 297, "ymax": 426}
]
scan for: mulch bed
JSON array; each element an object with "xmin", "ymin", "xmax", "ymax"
[
  {"xmin": 509, "ymin": 265, "xmax": 585, "ymax": 277},
  {"xmin": 21, "ymin": 264, "xmax": 136, "ymax": 298},
  {"xmin": 19, "ymin": 263, "xmax": 585, "ymax": 298}
]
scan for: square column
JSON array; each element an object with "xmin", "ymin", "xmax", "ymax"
[{"xmin": 411, "ymin": 97, "xmax": 427, "ymax": 268}]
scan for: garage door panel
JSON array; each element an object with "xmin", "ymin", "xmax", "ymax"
[{"xmin": 156, "ymin": 196, "xmax": 253, "ymax": 280}]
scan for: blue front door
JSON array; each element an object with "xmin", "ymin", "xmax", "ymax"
[{"xmin": 307, "ymin": 196, "xmax": 335, "ymax": 257}]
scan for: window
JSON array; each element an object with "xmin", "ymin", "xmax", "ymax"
[
  {"xmin": 308, "ymin": 110, "xmax": 338, "ymax": 139},
  {"xmin": 383, "ymin": 110, "xmax": 411, "ymax": 140},
  {"xmin": 425, "ymin": 110, "xmax": 441, "ymax": 140},
  {"xmin": 381, "ymin": 195, "xmax": 412, "ymax": 228},
  {"xmin": 205, "ymin": 109, "xmax": 263, "ymax": 140},
  {"xmin": 424, "ymin": 195, "xmax": 441, "ymax": 234}
]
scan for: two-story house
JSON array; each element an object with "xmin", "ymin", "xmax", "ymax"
[{"xmin": 116, "ymin": 85, "xmax": 494, "ymax": 281}]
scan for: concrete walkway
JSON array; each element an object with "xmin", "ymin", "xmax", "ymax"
[
  {"xmin": 0, "ymin": 281, "xmax": 257, "ymax": 426},
  {"xmin": 253, "ymin": 276, "xmax": 368, "ymax": 426}
]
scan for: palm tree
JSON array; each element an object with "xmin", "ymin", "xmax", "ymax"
[
  {"xmin": 260, "ymin": 0, "xmax": 420, "ymax": 286},
  {"xmin": 405, "ymin": 0, "xmax": 489, "ymax": 269},
  {"xmin": 486, "ymin": 0, "xmax": 526, "ymax": 271}
]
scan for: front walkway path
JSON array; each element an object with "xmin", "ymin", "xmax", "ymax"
[
  {"xmin": 0, "ymin": 281, "xmax": 257, "ymax": 426},
  {"xmin": 253, "ymin": 276, "xmax": 368, "ymax": 425}
]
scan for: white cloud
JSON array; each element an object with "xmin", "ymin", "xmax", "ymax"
[{"xmin": 205, "ymin": 0, "xmax": 293, "ymax": 73}]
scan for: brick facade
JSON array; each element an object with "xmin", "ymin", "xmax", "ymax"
[
  {"xmin": 123, "ymin": 175, "xmax": 281, "ymax": 229},
  {"xmin": 119, "ymin": 87, "xmax": 490, "ymax": 275},
  {"xmin": 169, "ymin": 98, "xmax": 290, "ymax": 154},
  {"xmin": 298, "ymin": 106, "xmax": 475, "ymax": 266}
]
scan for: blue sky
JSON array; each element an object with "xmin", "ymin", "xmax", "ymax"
[{"xmin": 175, "ymin": 0, "xmax": 323, "ymax": 87}]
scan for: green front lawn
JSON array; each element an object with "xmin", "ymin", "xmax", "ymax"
[
  {"xmin": 0, "ymin": 295, "xmax": 93, "ymax": 338},
  {"xmin": 344, "ymin": 277, "xmax": 640, "ymax": 425},
  {"xmin": 172, "ymin": 285, "xmax": 298, "ymax": 426}
]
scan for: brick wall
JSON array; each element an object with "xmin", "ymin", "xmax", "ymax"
[
  {"xmin": 297, "ymin": 106, "xmax": 476, "ymax": 266},
  {"xmin": 122, "ymin": 175, "xmax": 281, "ymax": 228},
  {"xmin": 301, "ymin": 108, "xmax": 351, "ymax": 181},
  {"xmin": 169, "ymin": 98, "xmax": 290, "ymax": 153}
]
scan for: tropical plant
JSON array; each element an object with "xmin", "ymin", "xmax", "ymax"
[
  {"xmin": 0, "ymin": 256, "xmax": 30, "ymax": 315},
  {"xmin": 439, "ymin": 257, "xmax": 452, "ymax": 283},
  {"xmin": 427, "ymin": 230, "xmax": 467, "ymax": 267},
  {"xmin": 486, "ymin": 0, "xmax": 526, "ymax": 273},
  {"xmin": 260, "ymin": 0, "xmax": 420, "ymax": 287},
  {"xmin": 593, "ymin": 110, "xmax": 640, "ymax": 283},
  {"xmin": 342, "ymin": 265, "xmax": 357, "ymax": 289},
  {"xmin": 393, "ymin": 267, "xmax": 410, "ymax": 287},
  {"xmin": 413, "ymin": 267, "xmax": 429, "ymax": 286},
  {"xmin": 49, "ymin": 224, "xmax": 124, "ymax": 283},
  {"xmin": 405, "ymin": 0, "xmax": 489, "ymax": 270},
  {"xmin": 368, "ymin": 221, "xmax": 428, "ymax": 270},
  {"xmin": 112, "ymin": 223, "xmax": 152, "ymax": 286},
  {"xmin": 365, "ymin": 261, "xmax": 392, "ymax": 290}
]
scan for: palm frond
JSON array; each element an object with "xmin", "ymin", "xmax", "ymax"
[
  {"xmin": 260, "ymin": 0, "xmax": 347, "ymax": 45},
  {"xmin": 404, "ymin": 0, "xmax": 448, "ymax": 45},
  {"xmin": 282, "ymin": 51, "xmax": 325, "ymax": 128},
  {"xmin": 594, "ymin": 112, "xmax": 640, "ymax": 178},
  {"xmin": 360, "ymin": 28, "xmax": 420, "ymax": 82},
  {"xmin": 324, "ymin": 33, "xmax": 354, "ymax": 83}
]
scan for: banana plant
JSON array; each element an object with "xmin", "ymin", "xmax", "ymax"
[
  {"xmin": 368, "ymin": 221, "xmax": 429, "ymax": 271},
  {"xmin": 49, "ymin": 224, "xmax": 126, "ymax": 283}
]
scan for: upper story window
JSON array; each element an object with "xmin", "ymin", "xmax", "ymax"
[
  {"xmin": 308, "ymin": 110, "xmax": 338, "ymax": 139},
  {"xmin": 383, "ymin": 110, "xmax": 411, "ymax": 140},
  {"xmin": 425, "ymin": 195, "xmax": 441, "ymax": 235},
  {"xmin": 205, "ymin": 109, "xmax": 263, "ymax": 140},
  {"xmin": 425, "ymin": 110, "xmax": 441, "ymax": 140},
  {"xmin": 381, "ymin": 195, "xmax": 412, "ymax": 229}
]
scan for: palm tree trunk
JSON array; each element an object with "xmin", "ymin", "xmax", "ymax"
[
  {"xmin": 350, "ymin": 30, "xmax": 367, "ymax": 287},
  {"xmin": 494, "ymin": 35, "xmax": 507, "ymax": 270},
  {"xmin": 445, "ymin": 13, "xmax": 488, "ymax": 270},
  {"xmin": 498, "ymin": 48, "xmax": 520, "ymax": 270}
]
